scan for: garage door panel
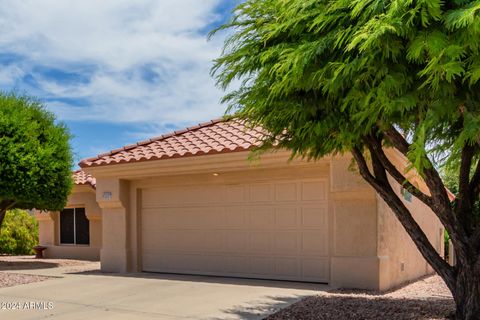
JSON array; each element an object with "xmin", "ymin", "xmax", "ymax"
[
  {"xmin": 226, "ymin": 231, "xmax": 248, "ymax": 252},
  {"xmin": 250, "ymin": 257, "xmax": 274, "ymax": 275},
  {"xmin": 144, "ymin": 207, "xmax": 227, "ymax": 229},
  {"xmin": 225, "ymin": 185, "xmax": 246, "ymax": 203},
  {"xmin": 187, "ymin": 185, "xmax": 225, "ymax": 205},
  {"xmin": 142, "ymin": 253, "xmax": 167, "ymax": 271},
  {"xmin": 273, "ymin": 231, "xmax": 299, "ymax": 253},
  {"xmin": 141, "ymin": 178, "xmax": 330, "ymax": 283},
  {"xmin": 275, "ymin": 182, "xmax": 298, "ymax": 202},
  {"xmin": 182, "ymin": 232, "xmax": 222, "ymax": 252},
  {"xmin": 147, "ymin": 231, "xmax": 204, "ymax": 251},
  {"xmin": 302, "ymin": 258, "xmax": 329, "ymax": 282},
  {"xmin": 301, "ymin": 206, "xmax": 328, "ymax": 228},
  {"xmin": 249, "ymin": 183, "xmax": 273, "ymax": 202},
  {"xmin": 199, "ymin": 207, "xmax": 226, "ymax": 228},
  {"xmin": 275, "ymin": 258, "xmax": 300, "ymax": 277},
  {"xmin": 248, "ymin": 232, "xmax": 271, "ymax": 252},
  {"xmin": 249, "ymin": 207, "xmax": 275, "ymax": 228},
  {"xmin": 143, "ymin": 187, "xmax": 190, "ymax": 208},
  {"xmin": 274, "ymin": 207, "xmax": 298, "ymax": 228},
  {"xmin": 203, "ymin": 231, "xmax": 225, "ymax": 252},
  {"xmin": 226, "ymin": 207, "xmax": 246, "ymax": 227},
  {"xmin": 225, "ymin": 256, "xmax": 249, "ymax": 273}
]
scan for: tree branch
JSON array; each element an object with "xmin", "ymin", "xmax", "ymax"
[
  {"xmin": 384, "ymin": 127, "xmax": 410, "ymax": 154},
  {"xmin": 469, "ymin": 159, "xmax": 480, "ymax": 202},
  {"xmin": 457, "ymin": 144, "xmax": 475, "ymax": 234},
  {"xmin": 352, "ymin": 146, "xmax": 456, "ymax": 293},
  {"xmin": 459, "ymin": 144, "xmax": 474, "ymax": 195},
  {"xmin": 471, "ymin": 228, "xmax": 480, "ymax": 255},
  {"xmin": 365, "ymin": 138, "xmax": 389, "ymax": 183},
  {"xmin": 0, "ymin": 200, "xmax": 17, "ymax": 232},
  {"xmin": 384, "ymin": 127, "xmax": 451, "ymax": 207},
  {"xmin": 384, "ymin": 126, "xmax": 470, "ymax": 264},
  {"xmin": 365, "ymin": 134, "xmax": 434, "ymax": 208}
]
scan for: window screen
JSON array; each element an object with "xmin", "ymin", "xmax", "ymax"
[
  {"xmin": 60, "ymin": 208, "xmax": 90, "ymax": 245},
  {"xmin": 75, "ymin": 208, "xmax": 90, "ymax": 245},
  {"xmin": 60, "ymin": 209, "xmax": 75, "ymax": 244}
]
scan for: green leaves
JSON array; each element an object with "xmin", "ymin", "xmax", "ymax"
[
  {"xmin": 445, "ymin": 2, "xmax": 480, "ymax": 30},
  {"xmin": 0, "ymin": 209, "xmax": 38, "ymax": 255},
  {"xmin": 0, "ymin": 92, "xmax": 73, "ymax": 212},
  {"xmin": 212, "ymin": 0, "xmax": 480, "ymax": 174},
  {"xmin": 407, "ymin": 30, "xmax": 448, "ymax": 63}
]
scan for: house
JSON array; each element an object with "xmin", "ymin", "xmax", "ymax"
[
  {"xmin": 35, "ymin": 170, "xmax": 102, "ymax": 260},
  {"xmin": 36, "ymin": 119, "xmax": 444, "ymax": 290}
]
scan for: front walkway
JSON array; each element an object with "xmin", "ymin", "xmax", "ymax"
[{"xmin": 0, "ymin": 257, "xmax": 325, "ymax": 320}]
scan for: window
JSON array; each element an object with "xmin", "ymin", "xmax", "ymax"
[{"xmin": 60, "ymin": 208, "xmax": 89, "ymax": 245}]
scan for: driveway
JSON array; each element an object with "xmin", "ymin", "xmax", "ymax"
[{"xmin": 0, "ymin": 259, "xmax": 327, "ymax": 320}]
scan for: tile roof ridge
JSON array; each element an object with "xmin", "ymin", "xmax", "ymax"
[
  {"xmin": 134, "ymin": 118, "xmax": 227, "ymax": 147},
  {"xmin": 78, "ymin": 117, "xmax": 230, "ymax": 167}
]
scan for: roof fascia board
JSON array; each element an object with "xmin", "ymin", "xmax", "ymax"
[{"xmin": 82, "ymin": 150, "xmax": 328, "ymax": 180}]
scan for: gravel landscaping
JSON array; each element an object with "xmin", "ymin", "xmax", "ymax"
[
  {"xmin": 0, "ymin": 272, "xmax": 51, "ymax": 288},
  {"xmin": 266, "ymin": 276, "xmax": 455, "ymax": 320},
  {"xmin": 0, "ymin": 255, "xmax": 94, "ymax": 270},
  {"xmin": 0, "ymin": 255, "xmax": 99, "ymax": 288}
]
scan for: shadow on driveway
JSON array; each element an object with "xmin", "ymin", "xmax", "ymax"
[
  {"xmin": 214, "ymin": 295, "xmax": 305, "ymax": 320},
  {"xmin": 67, "ymin": 269, "xmax": 328, "ymax": 291}
]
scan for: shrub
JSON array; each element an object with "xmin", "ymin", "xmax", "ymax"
[{"xmin": 0, "ymin": 209, "xmax": 38, "ymax": 255}]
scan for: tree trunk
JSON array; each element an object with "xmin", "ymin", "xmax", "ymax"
[
  {"xmin": 0, "ymin": 208, "xmax": 7, "ymax": 233},
  {"xmin": 454, "ymin": 263, "xmax": 480, "ymax": 320},
  {"xmin": 0, "ymin": 200, "xmax": 16, "ymax": 234}
]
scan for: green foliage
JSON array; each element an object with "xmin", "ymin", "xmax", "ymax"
[
  {"xmin": 212, "ymin": 0, "xmax": 480, "ymax": 172},
  {"xmin": 0, "ymin": 209, "xmax": 38, "ymax": 255},
  {"xmin": 441, "ymin": 165, "xmax": 459, "ymax": 195},
  {"xmin": 444, "ymin": 229, "xmax": 450, "ymax": 260},
  {"xmin": 0, "ymin": 92, "xmax": 73, "ymax": 212}
]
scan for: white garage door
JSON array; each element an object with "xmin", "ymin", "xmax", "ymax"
[{"xmin": 141, "ymin": 178, "xmax": 329, "ymax": 282}]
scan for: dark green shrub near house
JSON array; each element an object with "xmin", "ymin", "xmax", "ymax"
[{"xmin": 0, "ymin": 209, "xmax": 38, "ymax": 255}]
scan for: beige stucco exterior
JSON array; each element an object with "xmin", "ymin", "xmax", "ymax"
[
  {"xmin": 35, "ymin": 184, "xmax": 102, "ymax": 261},
  {"xmin": 57, "ymin": 150, "xmax": 443, "ymax": 290}
]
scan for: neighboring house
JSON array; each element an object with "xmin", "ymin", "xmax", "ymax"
[
  {"xmin": 37, "ymin": 119, "xmax": 444, "ymax": 290},
  {"xmin": 35, "ymin": 170, "xmax": 102, "ymax": 260}
]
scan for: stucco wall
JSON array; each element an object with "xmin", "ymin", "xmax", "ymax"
[
  {"xmin": 375, "ymin": 150, "xmax": 444, "ymax": 290},
  {"xmin": 329, "ymin": 156, "xmax": 381, "ymax": 290},
  {"xmin": 328, "ymin": 154, "xmax": 444, "ymax": 291},
  {"xmin": 36, "ymin": 185, "xmax": 102, "ymax": 261},
  {"xmin": 377, "ymin": 176, "xmax": 444, "ymax": 290}
]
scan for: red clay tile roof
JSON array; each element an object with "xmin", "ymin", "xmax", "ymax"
[
  {"xmin": 78, "ymin": 119, "xmax": 266, "ymax": 168},
  {"xmin": 73, "ymin": 170, "xmax": 96, "ymax": 188}
]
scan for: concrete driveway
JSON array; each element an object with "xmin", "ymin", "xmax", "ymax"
[{"xmin": 0, "ymin": 262, "xmax": 327, "ymax": 320}]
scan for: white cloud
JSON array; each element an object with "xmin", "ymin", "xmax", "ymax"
[
  {"xmin": 0, "ymin": 0, "xmax": 230, "ymax": 125},
  {"xmin": 0, "ymin": 64, "xmax": 25, "ymax": 86}
]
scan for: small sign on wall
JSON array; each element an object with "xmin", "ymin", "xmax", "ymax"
[
  {"xmin": 102, "ymin": 191, "xmax": 112, "ymax": 200},
  {"xmin": 400, "ymin": 187, "xmax": 412, "ymax": 202}
]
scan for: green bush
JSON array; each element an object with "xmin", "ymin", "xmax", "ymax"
[{"xmin": 0, "ymin": 209, "xmax": 38, "ymax": 255}]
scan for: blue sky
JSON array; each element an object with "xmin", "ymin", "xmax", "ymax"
[{"xmin": 0, "ymin": 0, "xmax": 239, "ymax": 166}]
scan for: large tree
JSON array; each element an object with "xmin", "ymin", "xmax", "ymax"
[
  {"xmin": 0, "ymin": 92, "xmax": 73, "ymax": 230},
  {"xmin": 211, "ymin": 1, "xmax": 480, "ymax": 319}
]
